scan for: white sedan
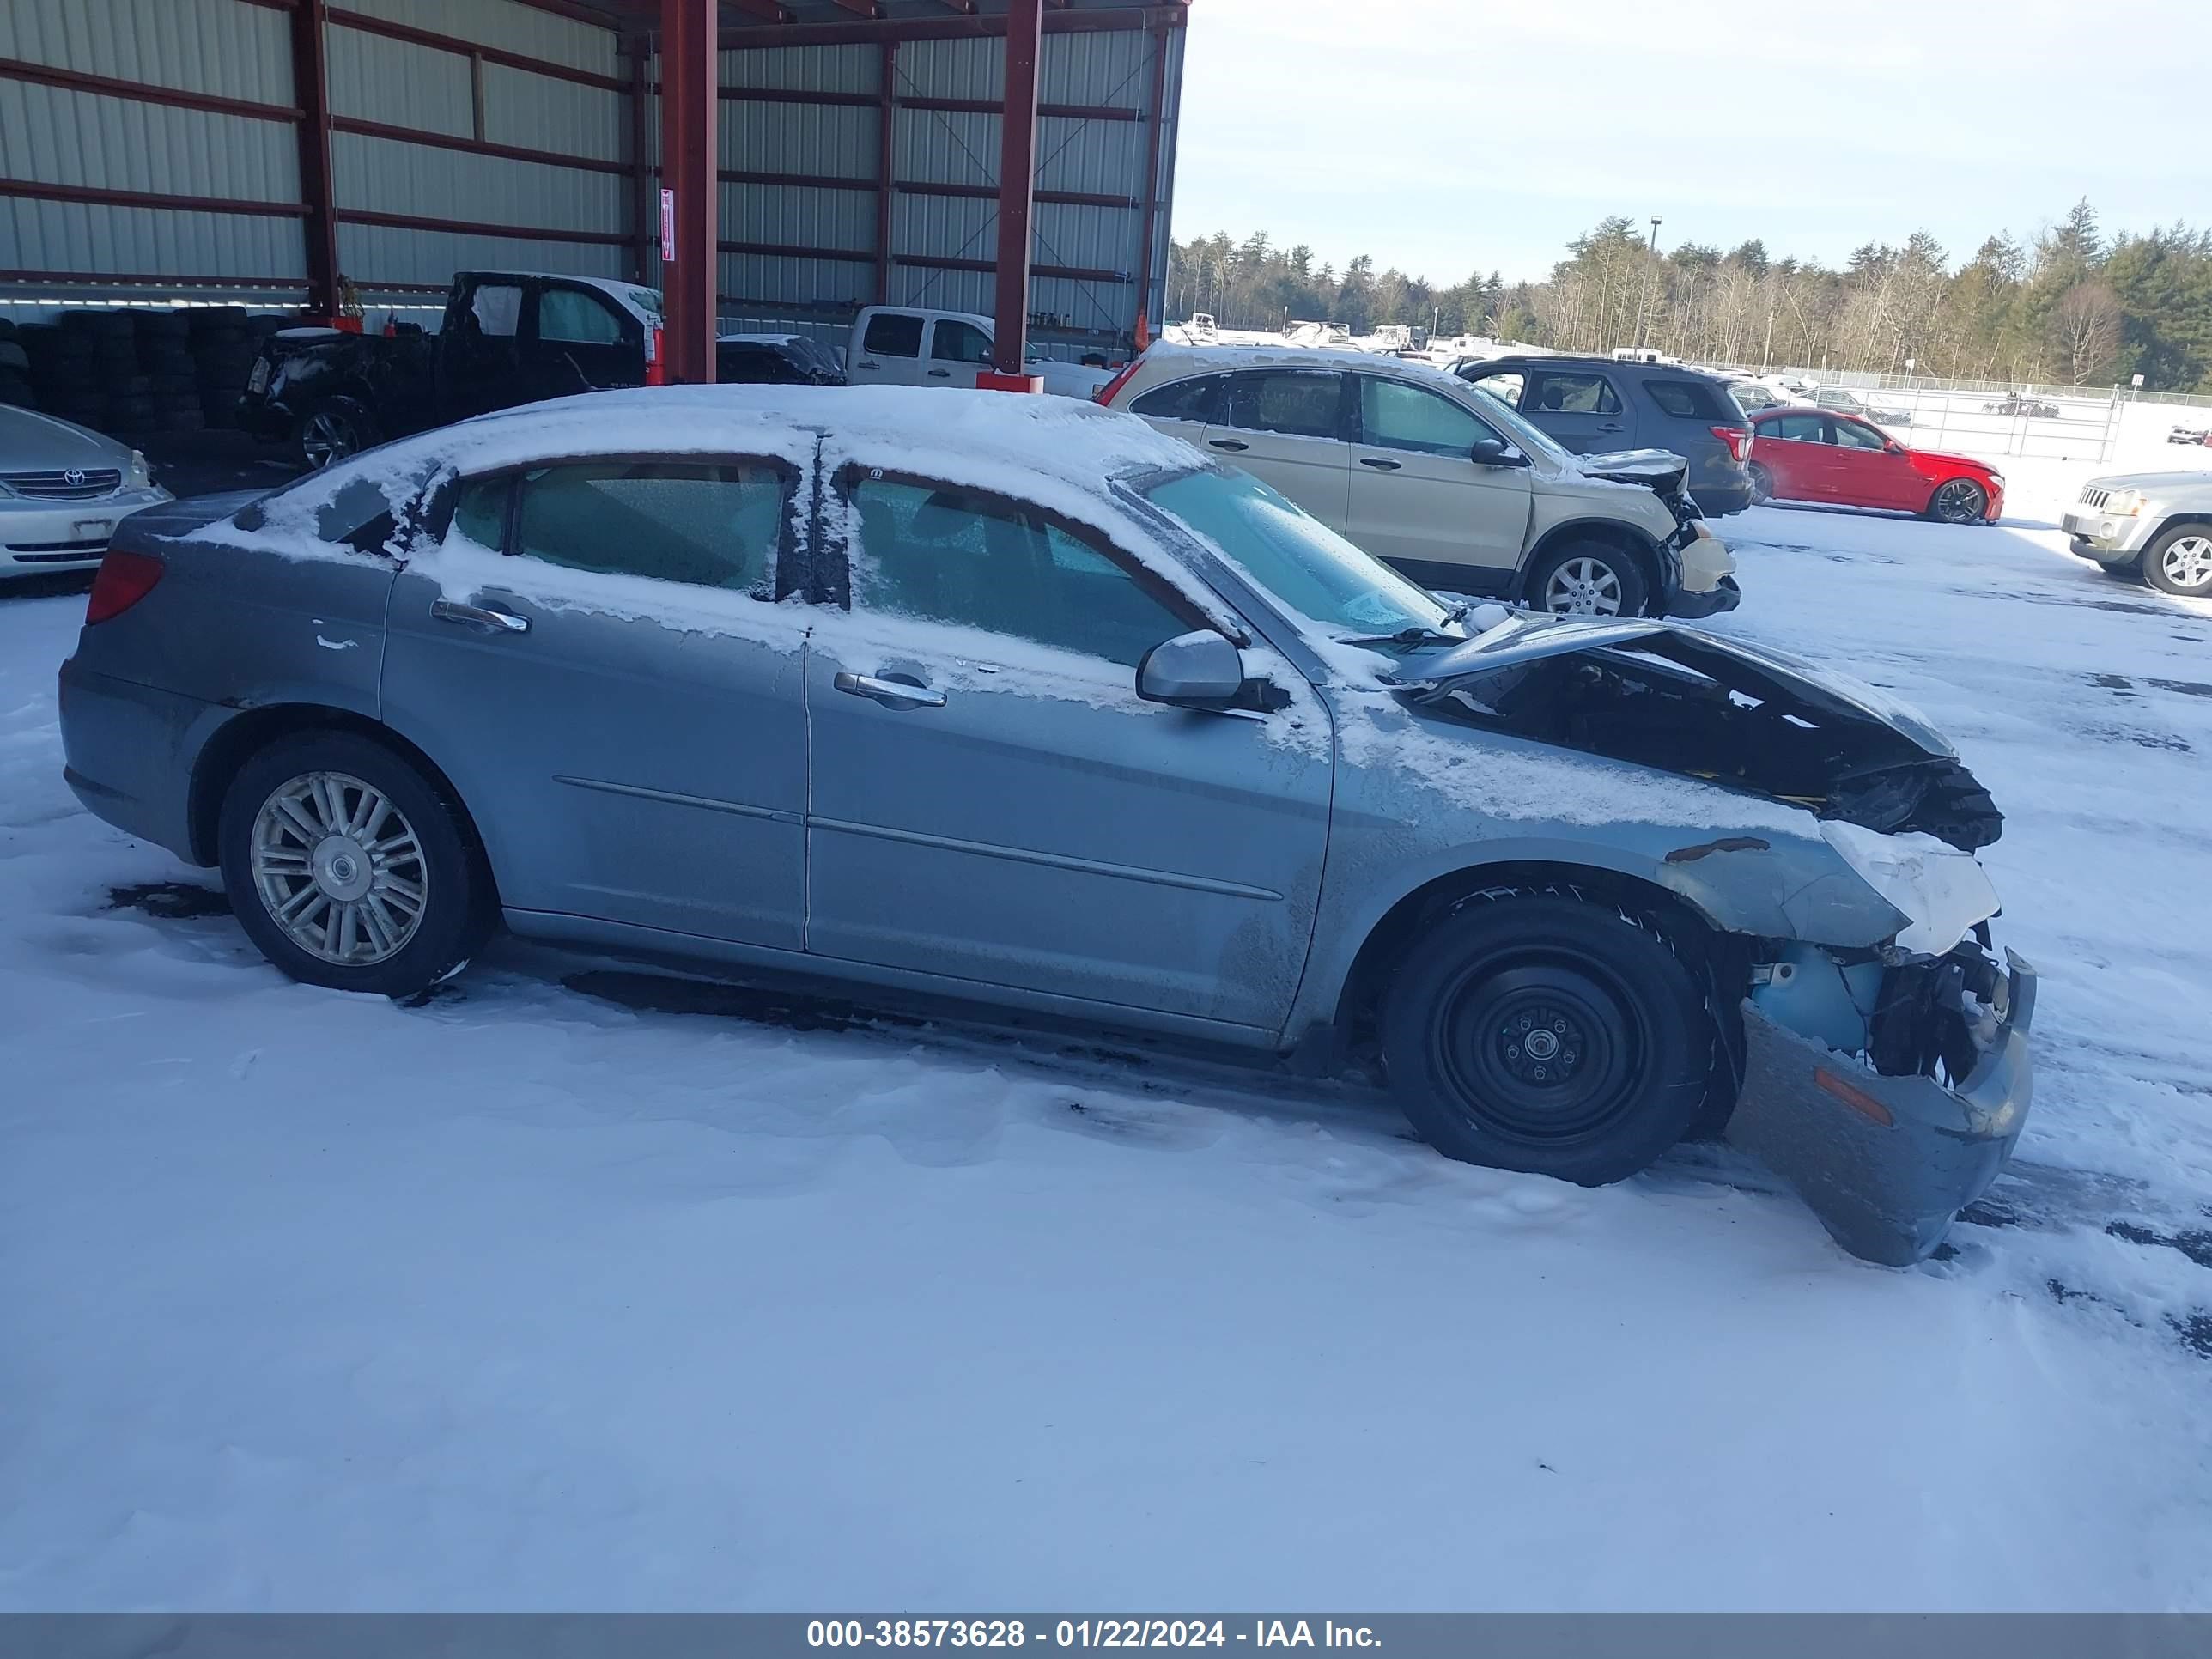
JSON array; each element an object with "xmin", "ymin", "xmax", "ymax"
[{"xmin": 1, "ymin": 406, "xmax": 170, "ymax": 578}]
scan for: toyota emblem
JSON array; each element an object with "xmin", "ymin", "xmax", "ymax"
[{"xmin": 63, "ymin": 468, "xmax": 86, "ymax": 487}]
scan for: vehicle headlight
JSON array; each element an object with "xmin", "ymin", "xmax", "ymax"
[
  {"xmin": 1987, "ymin": 473, "xmax": 2005, "ymax": 489},
  {"xmin": 126, "ymin": 449, "xmax": 153, "ymax": 491},
  {"xmin": 1821, "ymin": 821, "xmax": 2000, "ymax": 957},
  {"xmin": 2102, "ymin": 488, "xmax": 2147, "ymax": 517}
]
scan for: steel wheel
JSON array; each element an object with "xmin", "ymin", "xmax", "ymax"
[
  {"xmin": 1929, "ymin": 478, "xmax": 1986, "ymax": 524},
  {"xmin": 1431, "ymin": 960, "xmax": 1645, "ymax": 1145},
  {"xmin": 2153, "ymin": 532, "xmax": 2212, "ymax": 593},
  {"xmin": 249, "ymin": 770, "xmax": 428, "ymax": 966},
  {"xmin": 1541, "ymin": 556, "xmax": 1626, "ymax": 616},
  {"xmin": 300, "ymin": 408, "xmax": 363, "ymax": 468}
]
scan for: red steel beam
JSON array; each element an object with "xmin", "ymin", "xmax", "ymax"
[
  {"xmin": 660, "ymin": 0, "xmax": 720, "ymax": 382},
  {"xmin": 331, "ymin": 115, "xmax": 629, "ymax": 174},
  {"xmin": 1131, "ymin": 25, "xmax": 1168, "ymax": 344},
  {"xmin": 0, "ymin": 179, "xmax": 308, "ymax": 217},
  {"xmin": 876, "ymin": 40, "xmax": 897, "ymax": 305},
  {"xmin": 989, "ymin": 0, "xmax": 1043, "ymax": 378},
  {"xmin": 325, "ymin": 7, "xmax": 629, "ymax": 93},
  {"xmin": 290, "ymin": 0, "xmax": 341, "ymax": 321},
  {"xmin": 0, "ymin": 55, "xmax": 299, "ymax": 122},
  {"xmin": 718, "ymin": 7, "xmax": 1187, "ymax": 51}
]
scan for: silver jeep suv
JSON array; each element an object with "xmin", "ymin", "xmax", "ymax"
[{"xmin": 2063, "ymin": 471, "xmax": 2212, "ymax": 597}]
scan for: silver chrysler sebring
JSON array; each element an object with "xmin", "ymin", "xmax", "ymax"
[{"xmin": 58, "ymin": 386, "xmax": 2033, "ymax": 1265}]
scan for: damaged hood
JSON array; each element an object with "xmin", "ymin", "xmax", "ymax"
[
  {"xmin": 1572, "ymin": 447, "xmax": 1689, "ymax": 494},
  {"xmin": 1405, "ymin": 615, "xmax": 2002, "ymax": 850}
]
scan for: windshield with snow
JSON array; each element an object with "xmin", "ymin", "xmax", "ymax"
[{"xmin": 1139, "ymin": 469, "xmax": 1455, "ymax": 638}]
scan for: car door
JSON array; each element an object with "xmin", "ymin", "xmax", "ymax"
[
  {"xmin": 437, "ymin": 276, "xmax": 528, "ymax": 419},
  {"xmin": 848, "ymin": 308, "xmax": 927, "ymax": 386},
  {"xmin": 1827, "ymin": 416, "xmax": 1919, "ymax": 508},
  {"xmin": 1200, "ymin": 368, "xmax": 1353, "ymax": 531},
  {"xmin": 801, "ymin": 463, "xmax": 1333, "ymax": 1034},
  {"xmin": 527, "ymin": 280, "xmax": 643, "ymax": 401},
  {"xmin": 1520, "ymin": 368, "xmax": 1633, "ymax": 453},
  {"xmin": 1755, "ymin": 411, "xmax": 1831, "ymax": 501},
  {"xmin": 1343, "ymin": 372, "xmax": 1530, "ymax": 589},
  {"xmin": 923, "ymin": 317, "xmax": 994, "ymax": 389},
  {"xmin": 380, "ymin": 452, "xmax": 811, "ymax": 948}
]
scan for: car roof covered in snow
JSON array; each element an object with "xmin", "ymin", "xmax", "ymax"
[{"xmin": 1133, "ymin": 342, "xmax": 1494, "ymax": 398}]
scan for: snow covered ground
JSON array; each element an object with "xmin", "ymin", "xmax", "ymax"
[{"xmin": 3, "ymin": 460, "xmax": 2211, "ymax": 1612}]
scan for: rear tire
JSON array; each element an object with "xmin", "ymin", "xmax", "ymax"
[
  {"xmin": 1524, "ymin": 539, "xmax": 1650, "ymax": 618},
  {"xmin": 1381, "ymin": 893, "xmax": 1712, "ymax": 1186},
  {"xmin": 1747, "ymin": 462, "xmax": 1774, "ymax": 506},
  {"xmin": 295, "ymin": 397, "xmax": 378, "ymax": 469},
  {"xmin": 2142, "ymin": 525, "xmax": 2212, "ymax": 597},
  {"xmin": 218, "ymin": 731, "xmax": 492, "ymax": 997}
]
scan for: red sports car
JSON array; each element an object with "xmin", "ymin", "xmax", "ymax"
[{"xmin": 1746, "ymin": 408, "xmax": 2003, "ymax": 524}]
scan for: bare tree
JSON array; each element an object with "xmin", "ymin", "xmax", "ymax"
[{"xmin": 2052, "ymin": 282, "xmax": 2123, "ymax": 384}]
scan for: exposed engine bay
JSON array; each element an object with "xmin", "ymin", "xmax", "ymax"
[{"xmin": 1408, "ymin": 623, "xmax": 2003, "ymax": 851}]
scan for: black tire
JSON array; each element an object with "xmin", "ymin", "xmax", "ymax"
[
  {"xmin": 295, "ymin": 397, "xmax": 378, "ymax": 468},
  {"xmin": 1747, "ymin": 461, "xmax": 1775, "ymax": 505},
  {"xmin": 1924, "ymin": 478, "xmax": 1987, "ymax": 524},
  {"xmin": 2141, "ymin": 523, "xmax": 2212, "ymax": 599},
  {"xmin": 1523, "ymin": 538, "xmax": 1652, "ymax": 618},
  {"xmin": 218, "ymin": 731, "xmax": 494, "ymax": 998},
  {"xmin": 1382, "ymin": 892, "xmax": 1712, "ymax": 1186}
]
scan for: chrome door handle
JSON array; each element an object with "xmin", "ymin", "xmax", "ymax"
[
  {"xmin": 431, "ymin": 597, "xmax": 530, "ymax": 634},
  {"xmin": 1359, "ymin": 456, "xmax": 1402, "ymax": 470},
  {"xmin": 927, "ymin": 368, "xmax": 951, "ymax": 378},
  {"xmin": 834, "ymin": 671, "xmax": 945, "ymax": 708}
]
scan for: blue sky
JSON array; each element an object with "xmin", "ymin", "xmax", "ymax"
[{"xmin": 1170, "ymin": 0, "xmax": 2210, "ymax": 285}]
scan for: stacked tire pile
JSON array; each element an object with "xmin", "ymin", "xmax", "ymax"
[{"xmin": 6, "ymin": 307, "xmax": 285, "ymax": 436}]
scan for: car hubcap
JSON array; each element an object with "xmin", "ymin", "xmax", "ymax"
[
  {"xmin": 251, "ymin": 771, "xmax": 427, "ymax": 966},
  {"xmin": 1934, "ymin": 481, "xmax": 1983, "ymax": 522},
  {"xmin": 1434, "ymin": 962, "xmax": 1644, "ymax": 1143},
  {"xmin": 2160, "ymin": 535, "xmax": 2212, "ymax": 590},
  {"xmin": 1542, "ymin": 556, "xmax": 1624, "ymax": 616},
  {"xmin": 302, "ymin": 412, "xmax": 356, "ymax": 467}
]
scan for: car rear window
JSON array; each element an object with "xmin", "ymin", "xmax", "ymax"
[{"xmin": 1644, "ymin": 379, "xmax": 1735, "ymax": 422}]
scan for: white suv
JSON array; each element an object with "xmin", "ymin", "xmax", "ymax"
[{"xmin": 1100, "ymin": 345, "xmax": 1738, "ymax": 618}]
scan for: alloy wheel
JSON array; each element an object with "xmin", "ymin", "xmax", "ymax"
[
  {"xmin": 250, "ymin": 770, "xmax": 428, "ymax": 966},
  {"xmin": 1931, "ymin": 479, "xmax": 1985, "ymax": 523},
  {"xmin": 1542, "ymin": 556, "xmax": 1626, "ymax": 616},
  {"xmin": 2158, "ymin": 533, "xmax": 2212, "ymax": 592},
  {"xmin": 301, "ymin": 410, "xmax": 360, "ymax": 468}
]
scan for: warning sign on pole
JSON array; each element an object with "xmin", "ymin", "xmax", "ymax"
[{"xmin": 659, "ymin": 189, "xmax": 677, "ymax": 264}]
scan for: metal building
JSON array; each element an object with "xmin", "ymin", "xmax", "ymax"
[{"xmin": 1, "ymin": 0, "xmax": 1188, "ymax": 368}]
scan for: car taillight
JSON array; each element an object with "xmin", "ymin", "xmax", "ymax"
[
  {"xmin": 85, "ymin": 550, "xmax": 164, "ymax": 624},
  {"xmin": 1094, "ymin": 353, "xmax": 1146, "ymax": 405},
  {"xmin": 1711, "ymin": 424, "xmax": 1747, "ymax": 463},
  {"xmin": 644, "ymin": 323, "xmax": 665, "ymax": 386}
]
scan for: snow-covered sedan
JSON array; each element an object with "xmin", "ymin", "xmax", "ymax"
[
  {"xmin": 56, "ymin": 387, "xmax": 2033, "ymax": 1265},
  {"xmin": 1, "ymin": 404, "xmax": 170, "ymax": 578}
]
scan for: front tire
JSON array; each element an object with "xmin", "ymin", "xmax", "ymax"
[
  {"xmin": 2142, "ymin": 526, "xmax": 2212, "ymax": 597},
  {"xmin": 1525, "ymin": 540, "xmax": 1650, "ymax": 618},
  {"xmin": 1926, "ymin": 478, "xmax": 1988, "ymax": 524},
  {"xmin": 295, "ymin": 397, "xmax": 378, "ymax": 469},
  {"xmin": 218, "ymin": 731, "xmax": 492, "ymax": 997},
  {"xmin": 1748, "ymin": 461, "xmax": 1774, "ymax": 506},
  {"xmin": 1381, "ymin": 894, "xmax": 1712, "ymax": 1186}
]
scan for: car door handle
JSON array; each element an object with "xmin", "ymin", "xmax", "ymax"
[
  {"xmin": 1208, "ymin": 439, "xmax": 1249, "ymax": 452},
  {"xmin": 430, "ymin": 597, "xmax": 530, "ymax": 634},
  {"xmin": 834, "ymin": 671, "xmax": 946, "ymax": 709},
  {"xmin": 859, "ymin": 359, "xmax": 879, "ymax": 370},
  {"xmin": 927, "ymin": 368, "xmax": 951, "ymax": 378},
  {"xmin": 1597, "ymin": 422, "xmax": 1625, "ymax": 431},
  {"xmin": 1359, "ymin": 456, "xmax": 1402, "ymax": 471}
]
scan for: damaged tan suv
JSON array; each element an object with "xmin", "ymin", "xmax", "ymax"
[{"xmin": 1101, "ymin": 344, "xmax": 1740, "ymax": 618}]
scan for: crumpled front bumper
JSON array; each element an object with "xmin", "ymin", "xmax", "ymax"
[
  {"xmin": 1665, "ymin": 574, "xmax": 1741, "ymax": 618},
  {"xmin": 1726, "ymin": 951, "xmax": 2036, "ymax": 1266}
]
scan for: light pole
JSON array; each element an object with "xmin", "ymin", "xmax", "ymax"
[{"xmin": 1632, "ymin": 215, "xmax": 1662, "ymax": 352}]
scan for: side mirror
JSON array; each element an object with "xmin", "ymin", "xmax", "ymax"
[
  {"xmin": 1136, "ymin": 630, "xmax": 1246, "ymax": 708},
  {"xmin": 1471, "ymin": 437, "xmax": 1525, "ymax": 467}
]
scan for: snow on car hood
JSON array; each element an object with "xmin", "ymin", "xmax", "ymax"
[{"xmin": 1571, "ymin": 447, "xmax": 1688, "ymax": 487}]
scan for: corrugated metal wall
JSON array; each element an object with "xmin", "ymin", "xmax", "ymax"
[{"xmin": 3, "ymin": 0, "xmax": 1184, "ymax": 356}]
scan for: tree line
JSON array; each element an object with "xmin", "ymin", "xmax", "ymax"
[{"xmin": 1165, "ymin": 200, "xmax": 2212, "ymax": 392}]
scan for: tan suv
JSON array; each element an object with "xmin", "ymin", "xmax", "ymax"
[{"xmin": 1102, "ymin": 345, "xmax": 1739, "ymax": 617}]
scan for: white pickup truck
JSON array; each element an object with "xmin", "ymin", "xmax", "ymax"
[{"xmin": 844, "ymin": 306, "xmax": 1117, "ymax": 400}]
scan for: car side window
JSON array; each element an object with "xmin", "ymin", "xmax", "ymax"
[
  {"xmin": 1525, "ymin": 371, "xmax": 1621, "ymax": 415},
  {"xmin": 1644, "ymin": 379, "xmax": 1729, "ymax": 421},
  {"xmin": 1465, "ymin": 371, "xmax": 1525, "ymax": 409},
  {"xmin": 450, "ymin": 475, "xmax": 511, "ymax": 549},
  {"xmin": 1832, "ymin": 419, "xmax": 1887, "ymax": 451},
  {"xmin": 507, "ymin": 461, "xmax": 788, "ymax": 595},
  {"xmin": 862, "ymin": 312, "xmax": 925, "ymax": 358},
  {"xmin": 538, "ymin": 287, "xmax": 626, "ymax": 346},
  {"xmin": 1358, "ymin": 377, "xmax": 1493, "ymax": 457},
  {"xmin": 466, "ymin": 282, "xmax": 523, "ymax": 337},
  {"xmin": 1222, "ymin": 370, "xmax": 1348, "ymax": 440},
  {"xmin": 1129, "ymin": 375, "xmax": 1224, "ymax": 422},
  {"xmin": 929, "ymin": 319, "xmax": 994, "ymax": 364},
  {"xmin": 843, "ymin": 475, "xmax": 1198, "ymax": 668},
  {"xmin": 1765, "ymin": 413, "xmax": 1827, "ymax": 443}
]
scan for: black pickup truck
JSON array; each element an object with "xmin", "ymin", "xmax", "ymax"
[{"xmin": 239, "ymin": 270, "xmax": 665, "ymax": 467}]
